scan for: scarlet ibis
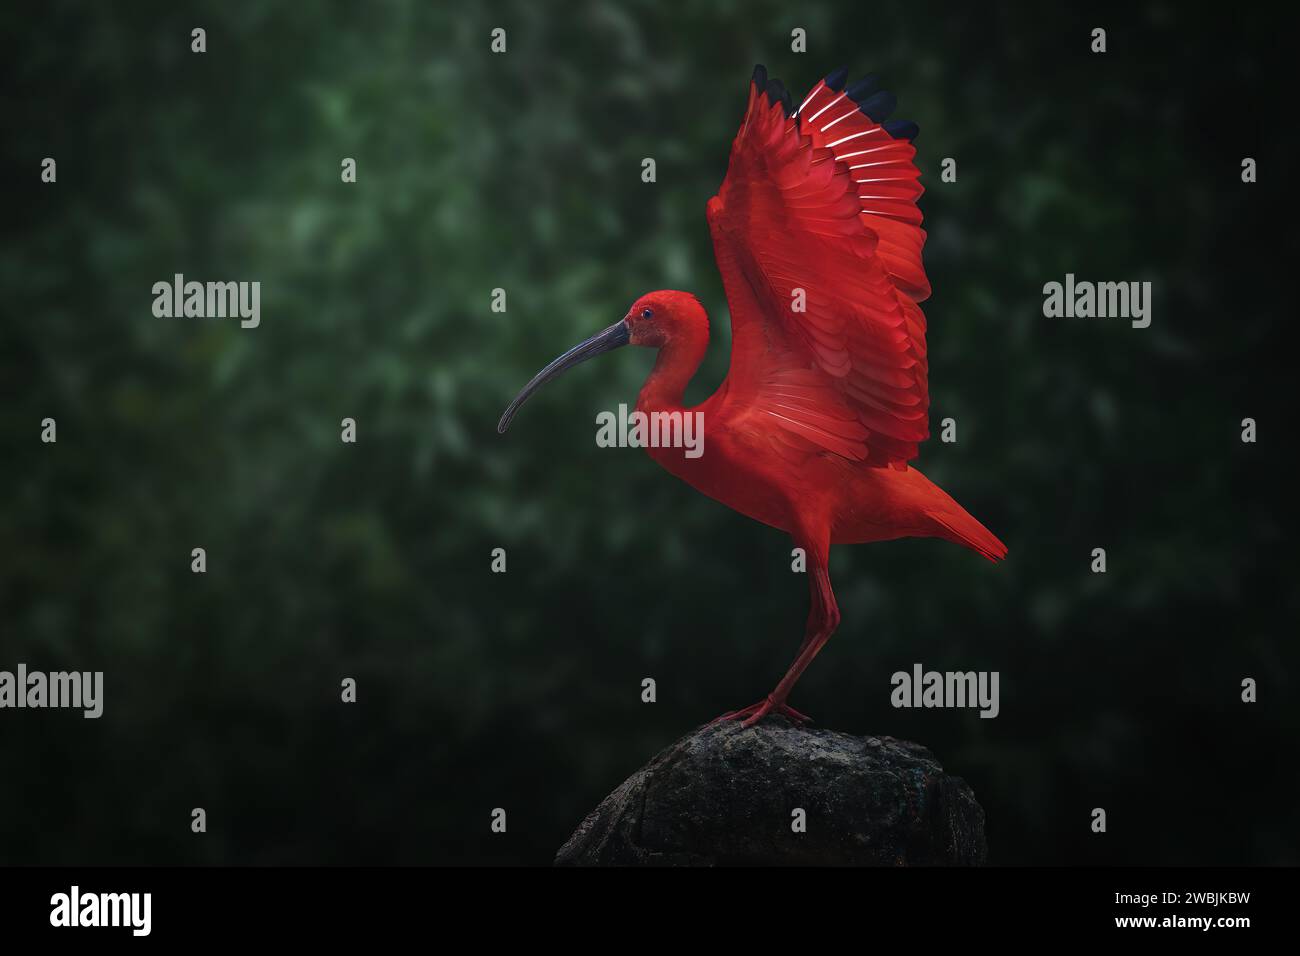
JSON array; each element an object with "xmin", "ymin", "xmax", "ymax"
[{"xmin": 499, "ymin": 66, "xmax": 1007, "ymax": 727}]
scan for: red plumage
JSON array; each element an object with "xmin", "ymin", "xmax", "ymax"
[
  {"xmin": 708, "ymin": 69, "xmax": 930, "ymax": 467},
  {"xmin": 500, "ymin": 67, "xmax": 1006, "ymax": 726}
]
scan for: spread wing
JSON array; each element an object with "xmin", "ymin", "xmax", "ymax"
[{"xmin": 707, "ymin": 66, "xmax": 930, "ymax": 468}]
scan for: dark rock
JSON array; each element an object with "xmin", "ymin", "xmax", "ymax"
[{"xmin": 556, "ymin": 718, "xmax": 986, "ymax": 866}]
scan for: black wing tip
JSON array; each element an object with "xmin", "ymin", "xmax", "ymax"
[
  {"xmin": 752, "ymin": 65, "xmax": 912, "ymax": 128},
  {"xmin": 823, "ymin": 66, "xmax": 849, "ymax": 91},
  {"xmin": 856, "ymin": 90, "xmax": 897, "ymax": 123},
  {"xmin": 883, "ymin": 119, "xmax": 920, "ymax": 141},
  {"xmin": 769, "ymin": 81, "xmax": 790, "ymax": 117},
  {"xmin": 750, "ymin": 65, "xmax": 791, "ymax": 118},
  {"xmin": 845, "ymin": 74, "xmax": 878, "ymax": 102},
  {"xmin": 846, "ymin": 73, "xmax": 915, "ymax": 132},
  {"xmin": 764, "ymin": 76, "xmax": 793, "ymax": 117}
]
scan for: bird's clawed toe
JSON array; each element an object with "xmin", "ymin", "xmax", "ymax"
[
  {"xmin": 743, "ymin": 699, "xmax": 811, "ymax": 728},
  {"xmin": 710, "ymin": 696, "xmax": 811, "ymax": 729}
]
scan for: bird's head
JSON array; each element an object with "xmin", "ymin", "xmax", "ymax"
[
  {"xmin": 621, "ymin": 290, "xmax": 708, "ymax": 348},
  {"xmin": 497, "ymin": 290, "xmax": 707, "ymax": 434}
]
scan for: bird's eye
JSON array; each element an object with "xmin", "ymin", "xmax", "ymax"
[{"xmin": 641, "ymin": 308, "xmax": 653, "ymax": 319}]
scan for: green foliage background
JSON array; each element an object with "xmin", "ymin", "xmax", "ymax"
[{"xmin": 2, "ymin": 1, "xmax": 1293, "ymax": 864}]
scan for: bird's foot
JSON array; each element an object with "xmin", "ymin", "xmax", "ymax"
[{"xmin": 710, "ymin": 695, "xmax": 811, "ymax": 729}]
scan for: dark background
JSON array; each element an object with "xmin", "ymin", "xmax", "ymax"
[{"xmin": 2, "ymin": 1, "xmax": 1294, "ymax": 865}]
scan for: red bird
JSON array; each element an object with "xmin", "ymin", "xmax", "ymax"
[{"xmin": 499, "ymin": 66, "xmax": 1006, "ymax": 726}]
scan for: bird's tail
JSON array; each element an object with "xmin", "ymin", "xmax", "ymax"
[{"xmin": 925, "ymin": 507, "xmax": 1008, "ymax": 563}]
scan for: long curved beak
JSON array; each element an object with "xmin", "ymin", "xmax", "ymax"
[{"xmin": 497, "ymin": 320, "xmax": 631, "ymax": 434}]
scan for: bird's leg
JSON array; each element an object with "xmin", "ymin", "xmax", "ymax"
[
  {"xmin": 738, "ymin": 564, "xmax": 839, "ymax": 727},
  {"xmin": 711, "ymin": 596, "xmax": 824, "ymax": 724},
  {"xmin": 711, "ymin": 698, "xmax": 811, "ymax": 725},
  {"xmin": 713, "ymin": 538, "xmax": 840, "ymax": 728}
]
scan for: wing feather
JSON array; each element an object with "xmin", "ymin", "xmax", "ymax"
[{"xmin": 708, "ymin": 68, "xmax": 931, "ymax": 467}]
